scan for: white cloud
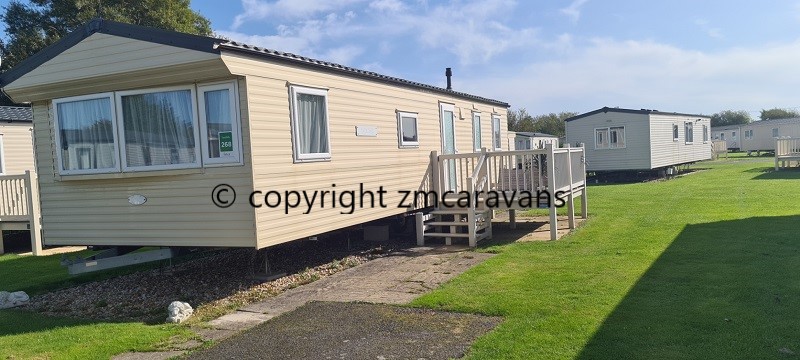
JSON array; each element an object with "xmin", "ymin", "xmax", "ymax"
[
  {"xmin": 232, "ymin": 0, "xmax": 367, "ymax": 29},
  {"xmin": 369, "ymin": 0, "xmax": 405, "ymax": 12},
  {"xmin": 694, "ymin": 19, "xmax": 724, "ymax": 39},
  {"xmin": 560, "ymin": 0, "xmax": 589, "ymax": 23},
  {"xmin": 459, "ymin": 37, "xmax": 800, "ymax": 114},
  {"xmin": 322, "ymin": 45, "xmax": 365, "ymax": 65}
]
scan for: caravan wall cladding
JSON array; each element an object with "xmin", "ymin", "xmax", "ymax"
[{"xmin": 15, "ymin": 32, "xmax": 508, "ymax": 250}]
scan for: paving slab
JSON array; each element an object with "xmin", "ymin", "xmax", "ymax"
[{"xmin": 207, "ymin": 310, "xmax": 273, "ymax": 331}]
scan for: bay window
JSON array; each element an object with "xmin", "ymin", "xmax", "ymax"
[{"xmin": 52, "ymin": 81, "xmax": 242, "ymax": 176}]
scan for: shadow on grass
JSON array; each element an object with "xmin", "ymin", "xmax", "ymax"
[
  {"xmin": 748, "ymin": 166, "xmax": 800, "ymax": 180},
  {"xmin": 577, "ymin": 215, "xmax": 800, "ymax": 359}
]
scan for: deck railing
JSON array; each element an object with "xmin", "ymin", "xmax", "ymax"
[
  {"xmin": 711, "ymin": 140, "xmax": 728, "ymax": 159},
  {"xmin": 775, "ymin": 137, "xmax": 800, "ymax": 170},
  {"xmin": 0, "ymin": 171, "xmax": 42, "ymax": 255}
]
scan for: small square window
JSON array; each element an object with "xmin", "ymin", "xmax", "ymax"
[
  {"xmin": 609, "ymin": 126, "xmax": 625, "ymax": 148},
  {"xmin": 397, "ymin": 111, "xmax": 419, "ymax": 147}
]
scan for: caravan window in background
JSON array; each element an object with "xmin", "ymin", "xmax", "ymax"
[
  {"xmin": 609, "ymin": 126, "xmax": 626, "ymax": 148},
  {"xmin": 684, "ymin": 122, "xmax": 694, "ymax": 144},
  {"xmin": 472, "ymin": 112, "xmax": 482, "ymax": 151},
  {"xmin": 773, "ymin": 128, "xmax": 780, "ymax": 137},
  {"xmin": 290, "ymin": 85, "xmax": 331, "ymax": 161},
  {"xmin": 745, "ymin": 129, "xmax": 753, "ymax": 140},
  {"xmin": 595, "ymin": 128, "xmax": 609, "ymax": 149},
  {"xmin": 703, "ymin": 125, "xmax": 709, "ymax": 143},
  {"xmin": 53, "ymin": 93, "xmax": 120, "ymax": 175},
  {"xmin": 673, "ymin": 124, "xmax": 679, "ymax": 141}
]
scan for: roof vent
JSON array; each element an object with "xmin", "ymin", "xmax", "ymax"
[{"xmin": 445, "ymin": 67, "xmax": 453, "ymax": 90}]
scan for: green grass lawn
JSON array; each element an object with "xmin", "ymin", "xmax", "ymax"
[
  {"xmin": 413, "ymin": 158, "xmax": 800, "ymax": 359},
  {"xmin": 0, "ymin": 251, "xmax": 190, "ymax": 359}
]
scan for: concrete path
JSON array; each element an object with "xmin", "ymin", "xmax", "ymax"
[{"xmin": 204, "ymin": 246, "xmax": 493, "ymax": 334}]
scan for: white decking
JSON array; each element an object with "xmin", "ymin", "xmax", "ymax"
[
  {"xmin": 712, "ymin": 140, "xmax": 728, "ymax": 160},
  {"xmin": 416, "ymin": 144, "xmax": 587, "ymax": 247},
  {"xmin": 775, "ymin": 138, "xmax": 800, "ymax": 170},
  {"xmin": 0, "ymin": 171, "xmax": 42, "ymax": 255}
]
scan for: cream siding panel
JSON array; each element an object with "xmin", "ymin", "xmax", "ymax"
[
  {"xmin": 565, "ymin": 112, "xmax": 651, "ymax": 171},
  {"xmin": 739, "ymin": 122, "xmax": 800, "ymax": 151},
  {"xmin": 649, "ymin": 114, "xmax": 712, "ymax": 168},
  {"xmin": 9, "ymin": 33, "xmax": 218, "ymax": 90},
  {"xmin": 31, "ymin": 75, "xmax": 258, "ymax": 248},
  {"xmin": 221, "ymin": 52, "xmax": 507, "ymax": 248},
  {"xmin": 0, "ymin": 123, "xmax": 35, "ymax": 175}
]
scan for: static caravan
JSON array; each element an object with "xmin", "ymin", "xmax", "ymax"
[
  {"xmin": 739, "ymin": 118, "xmax": 800, "ymax": 153},
  {"xmin": 711, "ymin": 124, "xmax": 741, "ymax": 150},
  {"xmin": 507, "ymin": 131, "xmax": 559, "ymax": 150},
  {"xmin": 0, "ymin": 19, "xmax": 532, "ymax": 254},
  {"xmin": 565, "ymin": 107, "xmax": 712, "ymax": 172},
  {"xmin": 0, "ymin": 106, "xmax": 41, "ymax": 255}
]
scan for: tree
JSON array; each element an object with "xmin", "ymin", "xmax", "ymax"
[
  {"xmin": 760, "ymin": 108, "xmax": 800, "ymax": 121},
  {"xmin": 507, "ymin": 108, "xmax": 575, "ymax": 138},
  {"xmin": 507, "ymin": 108, "xmax": 534, "ymax": 132},
  {"xmin": 710, "ymin": 110, "xmax": 751, "ymax": 127},
  {"xmin": 0, "ymin": 0, "xmax": 212, "ymax": 90}
]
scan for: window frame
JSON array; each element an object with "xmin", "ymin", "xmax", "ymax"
[
  {"xmin": 702, "ymin": 125, "xmax": 709, "ymax": 143},
  {"xmin": 396, "ymin": 110, "xmax": 419, "ymax": 148},
  {"xmin": 52, "ymin": 92, "xmax": 122, "ymax": 175},
  {"xmin": 744, "ymin": 129, "xmax": 753, "ymax": 140},
  {"xmin": 289, "ymin": 85, "xmax": 332, "ymax": 162},
  {"xmin": 472, "ymin": 111, "xmax": 482, "ymax": 151},
  {"xmin": 773, "ymin": 128, "xmax": 779, "ymax": 138},
  {"xmin": 198, "ymin": 81, "xmax": 243, "ymax": 166},
  {"xmin": 595, "ymin": 127, "xmax": 609, "ymax": 150},
  {"xmin": 491, "ymin": 114, "xmax": 502, "ymax": 150},
  {"xmin": 609, "ymin": 126, "xmax": 626, "ymax": 149},
  {"xmin": 116, "ymin": 85, "xmax": 202, "ymax": 172},
  {"xmin": 672, "ymin": 124, "xmax": 679, "ymax": 142},
  {"xmin": 684, "ymin": 121, "xmax": 694, "ymax": 144}
]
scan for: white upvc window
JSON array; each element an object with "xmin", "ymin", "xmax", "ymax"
[
  {"xmin": 773, "ymin": 128, "xmax": 779, "ymax": 137},
  {"xmin": 702, "ymin": 125, "xmax": 709, "ymax": 143},
  {"xmin": 672, "ymin": 124, "xmax": 679, "ymax": 141},
  {"xmin": 290, "ymin": 85, "xmax": 331, "ymax": 161},
  {"xmin": 719, "ymin": 132, "xmax": 725, "ymax": 141},
  {"xmin": 117, "ymin": 85, "xmax": 201, "ymax": 172},
  {"xmin": 199, "ymin": 82, "xmax": 242, "ymax": 165},
  {"xmin": 684, "ymin": 121, "xmax": 694, "ymax": 144},
  {"xmin": 744, "ymin": 129, "xmax": 753, "ymax": 140},
  {"xmin": 397, "ymin": 111, "xmax": 419, "ymax": 147},
  {"xmin": 53, "ymin": 92, "xmax": 121, "ymax": 175},
  {"xmin": 52, "ymin": 81, "xmax": 243, "ymax": 176},
  {"xmin": 472, "ymin": 112, "xmax": 482, "ymax": 151},
  {"xmin": 595, "ymin": 126, "xmax": 625, "ymax": 149},
  {"xmin": 492, "ymin": 115, "xmax": 501, "ymax": 150}
]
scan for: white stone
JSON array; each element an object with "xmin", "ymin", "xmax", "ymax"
[
  {"xmin": 166, "ymin": 301, "xmax": 193, "ymax": 323},
  {"xmin": 0, "ymin": 291, "xmax": 29, "ymax": 309}
]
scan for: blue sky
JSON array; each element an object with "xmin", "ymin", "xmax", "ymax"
[{"xmin": 6, "ymin": 0, "xmax": 800, "ymax": 116}]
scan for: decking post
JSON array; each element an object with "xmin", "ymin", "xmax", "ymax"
[
  {"xmin": 0, "ymin": 231, "xmax": 4, "ymax": 255},
  {"xmin": 509, "ymin": 209, "xmax": 516, "ymax": 229},
  {"xmin": 25, "ymin": 171, "xmax": 42, "ymax": 256},
  {"xmin": 579, "ymin": 143, "xmax": 588, "ymax": 219},
  {"xmin": 415, "ymin": 212, "xmax": 425, "ymax": 246},
  {"xmin": 546, "ymin": 143, "xmax": 558, "ymax": 241},
  {"xmin": 565, "ymin": 144, "xmax": 576, "ymax": 229},
  {"xmin": 430, "ymin": 151, "xmax": 440, "ymax": 195},
  {"xmin": 467, "ymin": 179, "xmax": 477, "ymax": 247}
]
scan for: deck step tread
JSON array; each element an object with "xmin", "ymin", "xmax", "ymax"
[
  {"xmin": 426, "ymin": 221, "xmax": 469, "ymax": 226},
  {"xmin": 423, "ymin": 232, "xmax": 471, "ymax": 238}
]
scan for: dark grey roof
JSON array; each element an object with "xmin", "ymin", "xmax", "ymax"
[
  {"xmin": 710, "ymin": 124, "xmax": 743, "ymax": 131},
  {"xmin": 565, "ymin": 107, "xmax": 710, "ymax": 122},
  {"xmin": 515, "ymin": 131, "xmax": 557, "ymax": 138},
  {"xmin": 746, "ymin": 117, "xmax": 800, "ymax": 126},
  {"xmin": 0, "ymin": 19, "xmax": 509, "ymax": 108},
  {"xmin": 0, "ymin": 106, "xmax": 32, "ymax": 122}
]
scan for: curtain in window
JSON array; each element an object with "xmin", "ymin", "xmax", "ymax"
[
  {"xmin": 121, "ymin": 90, "xmax": 196, "ymax": 167},
  {"xmin": 204, "ymin": 89, "xmax": 232, "ymax": 158},
  {"xmin": 297, "ymin": 93, "xmax": 329, "ymax": 154},
  {"xmin": 57, "ymin": 98, "xmax": 116, "ymax": 171},
  {"xmin": 401, "ymin": 116, "xmax": 418, "ymax": 142}
]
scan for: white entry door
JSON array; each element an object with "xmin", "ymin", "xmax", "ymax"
[{"xmin": 440, "ymin": 103, "xmax": 457, "ymax": 190}]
